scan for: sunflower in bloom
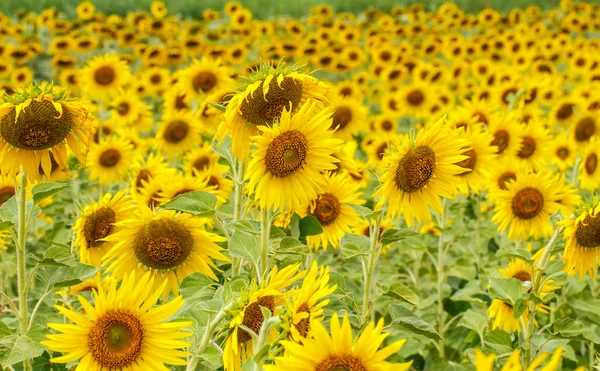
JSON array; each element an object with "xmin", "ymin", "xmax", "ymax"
[
  {"xmin": 87, "ymin": 136, "xmax": 135, "ymax": 185},
  {"xmin": 42, "ymin": 271, "xmax": 192, "ymax": 370},
  {"xmin": 474, "ymin": 347, "xmax": 563, "ymax": 371},
  {"xmin": 578, "ymin": 136, "xmax": 600, "ymax": 191},
  {"xmin": 327, "ymin": 94, "xmax": 367, "ymax": 140},
  {"xmin": 264, "ymin": 313, "xmax": 412, "ymax": 371},
  {"xmin": 73, "ymin": 191, "xmax": 135, "ymax": 266},
  {"xmin": 455, "ymin": 124, "xmax": 497, "ymax": 195},
  {"xmin": 102, "ymin": 205, "xmax": 229, "ymax": 299},
  {"xmin": 0, "ymin": 85, "xmax": 93, "ymax": 181},
  {"xmin": 175, "ymin": 58, "xmax": 232, "ymax": 103},
  {"xmin": 0, "ymin": 173, "xmax": 16, "ymax": 207},
  {"xmin": 215, "ymin": 62, "xmax": 329, "ymax": 160},
  {"xmin": 490, "ymin": 171, "xmax": 579, "ymax": 240},
  {"xmin": 129, "ymin": 152, "xmax": 176, "ymax": 197},
  {"xmin": 285, "ymin": 262, "xmax": 336, "ymax": 343},
  {"xmin": 223, "ymin": 264, "xmax": 304, "ymax": 371},
  {"xmin": 488, "ymin": 258, "xmax": 558, "ymax": 333},
  {"xmin": 551, "ymin": 135, "xmax": 577, "ymax": 172},
  {"xmin": 512, "ymin": 121, "xmax": 552, "ymax": 171},
  {"xmin": 67, "ymin": 272, "xmax": 117, "ymax": 296},
  {"xmin": 299, "ymin": 172, "xmax": 364, "ymax": 251},
  {"xmin": 155, "ymin": 110, "xmax": 202, "ymax": 157},
  {"xmin": 76, "ymin": 1, "xmax": 95, "ymax": 21},
  {"xmin": 374, "ymin": 118, "xmax": 470, "ymax": 227},
  {"xmin": 81, "ymin": 54, "xmax": 131, "ymax": 100},
  {"xmin": 246, "ymin": 101, "xmax": 342, "ymax": 212},
  {"xmin": 150, "ymin": 1, "xmax": 168, "ymax": 19},
  {"xmin": 560, "ymin": 201, "xmax": 600, "ymax": 280}
]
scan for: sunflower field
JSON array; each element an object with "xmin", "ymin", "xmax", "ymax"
[{"xmin": 1, "ymin": 0, "xmax": 600, "ymax": 370}]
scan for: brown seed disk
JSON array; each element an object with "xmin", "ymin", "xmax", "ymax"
[
  {"xmin": 192, "ymin": 71, "xmax": 217, "ymax": 93},
  {"xmin": 310, "ymin": 193, "xmax": 341, "ymax": 226},
  {"xmin": 513, "ymin": 271, "xmax": 532, "ymax": 282},
  {"xmin": 99, "ymin": 149, "xmax": 121, "ymax": 168},
  {"xmin": 575, "ymin": 214, "xmax": 600, "ymax": 248},
  {"xmin": 491, "ymin": 130, "xmax": 510, "ymax": 154},
  {"xmin": 511, "ymin": 187, "xmax": 544, "ymax": 220},
  {"xmin": 575, "ymin": 117, "xmax": 596, "ymax": 142},
  {"xmin": 237, "ymin": 296, "xmax": 275, "ymax": 343},
  {"xmin": 331, "ymin": 107, "xmax": 353, "ymax": 130},
  {"xmin": 192, "ymin": 156, "xmax": 211, "ymax": 172},
  {"xmin": 265, "ymin": 130, "xmax": 308, "ymax": 178},
  {"xmin": 585, "ymin": 153, "xmax": 598, "ymax": 175},
  {"xmin": 394, "ymin": 145, "xmax": 436, "ymax": 193},
  {"xmin": 556, "ymin": 147, "xmax": 570, "ymax": 160},
  {"xmin": 239, "ymin": 77, "xmax": 304, "ymax": 126},
  {"xmin": 132, "ymin": 218, "xmax": 194, "ymax": 269},
  {"xmin": 498, "ymin": 172, "xmax": 516, "ymax": 190},
  {"xmin": 556, "ymin": 103, "xmax": 574, "ymax": 120},
  {"xmin": 94, "ymin": 66, "xmax": 116, "ymax": 86},
  {"xmin": 88, "ymin": 309, "xmax": 144, "ymax": 368},
  {"xmin": 456, "ymin": 148, "xmax": 477, "ymax": 172},
  {"xmin": 294, "ymin": 303, "xmax": 311, "ymax": 338},
  {"xmin": 0, "ymin": 100, "xmax": 73, "ymax": 150},
  {"xmin": 406, "ymin": 90, "xmax": 425, "ymax": 106},
  {"xmin": 135, "ymin": 169, "xmax": 151, "ymax": 189},
  {"xmin": 0, "ymin": 186, "xmax": 15, "ymax": 207},
  {"xmin": 83, "ymin": 207, "xmax": 116, "ymax": 248},
  {"xmin": 163, "ymin": 120, "xmax": 190, "ymax": 144},
  {"xmin": 518, "ymin": 137, "xmax": 536, "ymax": 159},
  {"xmin": 315, "ymin": 354, "xmax": 367, "ymax": 371}
]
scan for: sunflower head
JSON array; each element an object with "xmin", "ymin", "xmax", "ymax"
[{"xmin": 0, "ymin": 83, "xmax": 94, "ymax": 180}]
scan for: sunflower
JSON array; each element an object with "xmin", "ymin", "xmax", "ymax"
[
  {"xmin": 455, "ymin": 124, "xmax": 497, "ymax": 195},
  {"xmin": 223, "ymin": 264, "xmax": 304, "ymax": 371},
  {"xmin": 327, "ymin": 94, "xmax": 367, "ymax": 140},
  {"xmin": 512, "ymin": 121, "xmax": 552, "ymax": 171},
  {"xmin": 102, "ymin": 205, "xmax": 229, "ymax": 299},
  {"xmin": 560, "ymin": 202, "xmax": 600, "ymax": 280},
  {"xmin": 81, "ymin": 54, "xmax": 131, "ymax": 100},
  {"xmin": 572, "ymin": 110, "xmax": 599, "ymax": 146},
  {"xmin": 374, "ymin": 118, "xmax": 470, "ymax": 228},
  {"xmin": 67, "ymin": 272, "xmax": 117, "ymax": 296},
  {"xmin": 0, "ymin": 84, "xmax": 94, "ymax": 181},
  {"xmin": 150, "ymin": 1, "xmax": 168, "ymax": 19},
  {"xmin": 175, "ymin": 58, "xmax": 232, "ymax": 103},
  {"xmin": 87, "ymin": 136, "xmax": 134, "ymax": 185},
  {"xmin": 215, "ymin": 62, "xmax": 330, "ymax": 160},
  {"xmin": 487, "ymin": 111, "xmax": 522, "ymax": 158},
  {"xmin": 265, "ymin": 312, "xmax": 411, "ymax": 371},
  {"xmin": 129, "ymin": 152, "xmax": 176, "ymax": 196},
  {"xmin": 285, "ymin": 262, "xmax": 337, "ymax": 343},
  {"xmin": 551, "ymin": 135, "xmax": 577, "ymax": 172},
  {"xmin": 74, "ymin": 191, "xmax": 135, "ymax": 266},
  {"xmin": 488, "ymin": 258, "xmax": 558, "ymax": 333},
  {"xmin": 490, "ymin": 171, "xmax": 575, "ymax": 240},
  {"xmin": 155, "ymin": 110, "xmax": 201, "ymax": 157},
  {"xmin": 42, "ymin": 271, "xmax": 192, "ymax": 370},
  {"xmin": 474, "ymin": 347, "xmax": 563, "ymax": 371},
  {"xmin": 184, "ymin": 143, "xmax": 221, "ymax": 176},
  {"xmin": 76, "ymin": 1, "xmax": 96, "ymax": 21},
  {"xmin": 298, "ymin": 172, "xmax": 364, "ymax": 251},
  {"xmin": 156, "ymin": 173, "xmax": 216, "ymax": 205},
  {"xmin": 108, "ymin": 90, "xmax": 143, "ymax": 125},
  {"xmin": 246, "ymin": 101, "xmax": 342, "ymax": 212},
  {"xmin": 396, "ymin": 81, "xmax": 432, "ymax": 117},
  {"xmin": 550, "ymin": 98, "xmax": 581, "ymax": 127},
  {"xmin": 579, "ymin": 136, "xmax": 600, "ymax": 191},
  {"xmin": 196, "ymin": 163, "xmax": 234, "ymax": 206}
]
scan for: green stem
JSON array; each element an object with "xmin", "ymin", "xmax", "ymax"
[
  {"xmin": 259, "ymin": 208, "xmax": 271, "ymax": 282},
  {"xmin": 436, "ymin": 200, "xmax": 448, "ymax": 357},
  {"xmin": 16, "ymin": 170, "xmax": 32, "ymax": 371},
  {"xmin": 361, "ymin": 215, "xmax": 381, "ymax": 324},
  {"xmin": 186, "ymin": 301, "xmax": 233, "ymax": 371},
  {"xmin": 231, "ymin": 159, "xmax": 246, "ymax": 277},
  {"xmin": 0, "ymin": 291, "xmax": 20, "ymax": 320}
]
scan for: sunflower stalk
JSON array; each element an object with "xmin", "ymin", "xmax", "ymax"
[
  {"xmin": 231, "ymin": 159, "xmax": 246, "ymax": 277},
  {"xmin": 16, "ymin": 169, "xmax": 32, "ymax": 371},
  {"xmin": 436, "ymin": 200, "xmax": 448, "ymax": 358},
  {"xmin": 259, "ymin": 207, "xmax": 272, "ymax": 283},
  {"xmin": 187, "ymin": 301, "xmax": 233, "ymax": 371},
  {"xmin": 361, "ymin": 213, "xmax": 381, "ymax": 325},
  {"xmin": 525, "ymin": 226, "xmax": 562, "ymax": 367}
]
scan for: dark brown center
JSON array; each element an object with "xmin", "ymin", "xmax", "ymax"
[
  {"xmin": 456, "ymin": 148, "xmax": 477, "ymax": 172},
  {"xmin": 491, "ymin": 130, "xmax": 510, "ymax": 154},
  {"xmin": 163, "ymin": 120, "xmax": 189, "ymax": 143},
  {"xmin": 88, "ymin": 309, "xmax": 144, "ymax": 368},
  {"xmin": 511, "ymin": 187, "xmax": 544, "ymax": 219},
  {"xmin": 99, "ymin": 149, "xmax": 121, "ymax": 168},
  {"xmin": 83, "ymin": 207, "xmax": 116, "ymax": 248},
  {"xmin": 310, "ymin": 193, "xmax": 340, "ymax": 226},
  {"xmin": 394, "ymin": 145, "xmax": 436, "ymax": 193},
  {"xmin": 0, "ymin": 186, "xmax": 15, "ymax": 206},
  {"xmin": 265, "ymin": 130, "xmax": 308, "ymax": 177},
  {"xmin": 239, "ymin": 77, "xmax": 304, "ymax": 126},
  {"xmin": 575, "ymin": 117, "xmax": 596, "ymax": 142},
  {"xmin": 192, "ymin": 71, "xmax": 217, "ymax": 93},
  {"xmin": 315, "ymin": 354, "xmax": 367, "ymax": 371},
  {"xmin": 406, "ymin": 90, "xmax": 425, "ymax": 106},
  {"xmin": 575, "ymin": 214, "xmax": 600, "ymax": 248},
  {"xmin": 518, "ymin": 137, "xmax": 536, "ymax": 158},
  {"xmin": 133, "ymin": 218, "xmax": 194, "ymax": 269},
  {"xmin": 331, "ymin": 107, "xmax": 352, "ymax": 131},
  {"xmin": 556, "ymin": 104, "xmax": 574, "ymax": 120},
  {"xmin": 237, "ymin": 296, "xmax": 275, "ymax": 343},
  {"xmin": 94, "ymin": 66, "xmax": 116, "ymax": 86},
  {"xmin": 585, "ymin": 153, "xmax": 598, "ymax": 175}
]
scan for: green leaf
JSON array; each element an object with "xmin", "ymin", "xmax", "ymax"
[
  {"xmin": 207, "ymin": 101, "xmax": 226, "ymax": 112},
  {"xmin": 340, "ymin": 233, "xmax": 369, "ymax": 259},
  {"xmin": 228, "ymin": 220, "xmax": 258, "ymax": 234},
  {"xmin": 0, "ymin": 220, "xmax": 13, "ymax": 231},
  {"xmin": 383, "ymin": 282, "xmax": 419, "ymax": 307},
  {"xmin": 347, "ymin": 204, "xmax": 373, "ymax": 217},
  {"xmin": 389, "ymin": 304, "xmax": 442, "ymax": 341},
  {"xmin": 161, "ymin": 191, "xmax": 217, "ymax": 218},
  {"xmin": 32, "ymin": 243, "xmax": 74, "ymax": 267},
  {"xmin": 457, "ymin": 310, "xmax": 488, "ymax": 339},
  {"xmin": 0, "ymin": 197, "xmax": 17, "ymax": 223},
  {"xmin": 37, "ymin": 263, "xmax": 99, "ymax": 290},
  {"xmin": 380, "ymin": 228, "xmax": 418, "ymax": 246},
  {"xmin": 212, "ymin": 136, "xmax": 234, "ymax": 168},
  {"xmin": 228, "ymin": 230, "xmax": 260, "ymax": 269},
  {"xmin": 488, "ymin": 277, "xmax": 524, "ymax": 306},
  {"xmin": 0, "ymin": 325, "xmax": 46, "ymax": 367},
  {"xmin": 483, "ymin": 329, "xmax": 513, "ymax": 354},
  {"xmin": 450, "ymin": 280, "xmax": 486, "ymax": 305},
  {"xmin": 31, "ymin": 181, "xmax": 70, "ymax": 205},
  {"xmin": 299, "ymin": 216, "xmax": 323, "ymax": 237},
  {"xmin": 278, "ymin": 237, "xmax": 310, "ymax": 254},
  {"xmin": 495, "ymin": 248, "xmax": 533, "ymax": 262},
  {"xmin": 552, "ymin": 319, "xmax": 600, "ymax": 343}
]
